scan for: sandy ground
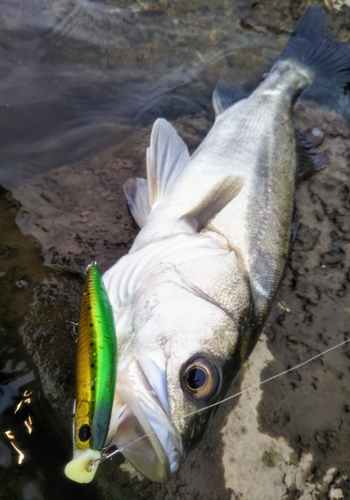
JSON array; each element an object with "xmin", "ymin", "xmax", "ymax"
[{"xmin": 0, "ymin": 1, "xmax": 349, "ymax": 499}]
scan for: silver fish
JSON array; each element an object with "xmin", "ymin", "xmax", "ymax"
[{"xmin": 67, "ymin": 3, "xmax": 350, "ymax": 483}]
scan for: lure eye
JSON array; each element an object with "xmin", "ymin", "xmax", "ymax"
[
  {"xmin": 182, "ymin": 357, "xmax": 220, "ymax": 400},
  {"xmin": 78, "ymin": 424, "xmax": 92, "ymax": 442}
]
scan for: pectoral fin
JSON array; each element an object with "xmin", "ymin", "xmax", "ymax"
[
  {"xmin": 182, "ymin": 176, "xmax": 244, "ymax": 231},
  {"xmin": 124, "ymin": 178, "xmax": 150, "ymax": 228},
  {"xmin": 147, "ymin": 118, "xmax": 190, "ymax": 207}
]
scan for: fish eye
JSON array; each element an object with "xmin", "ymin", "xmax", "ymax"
[{"xmin": 181, "ymin": 357, "xmax": 220, "ymax": 400}]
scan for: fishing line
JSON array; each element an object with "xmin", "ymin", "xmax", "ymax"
[{"xmin": 90, "ymin": 338, "xmax": 350, "ymax": 470}]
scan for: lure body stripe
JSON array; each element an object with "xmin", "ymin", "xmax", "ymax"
[{"xmin": 74, "ymin": 263, "xmax": 117, "ymax": 451}]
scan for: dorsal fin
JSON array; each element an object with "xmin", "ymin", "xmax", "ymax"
[
  {"xmin": 295, "ymin": 130, "xmax": 327, "ymax": 182},
  {"xmin": 147, "ymin": 118, "xmax": 190, "ymax": 207},
  {"xmin": 212, "ymin": 82, "xmax": 249, "ymax": 116},
  {"xmin": 182, "ymin": 176, "xmax": 244, "ymax": 231},
  {"xmin": 123, "ymin": 178, "xmax": 150, "ymax": 228}
]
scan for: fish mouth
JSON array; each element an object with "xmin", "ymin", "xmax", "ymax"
[{"xmin": 108, "ymin": 352, "xmax": 183, "ymax": 483}]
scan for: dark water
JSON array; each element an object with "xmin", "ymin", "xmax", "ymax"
[
  {"xmin": 0, "ymin": 0, "xmax": 256, "ymax": 191},
  {"xmin": 0, "ymin": 328, "xmax": 90, "ymax": 500}
]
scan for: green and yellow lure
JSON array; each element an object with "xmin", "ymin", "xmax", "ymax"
[{"xmin": 65, "ymin": 263, "xmax": 117, "ymax": 483}]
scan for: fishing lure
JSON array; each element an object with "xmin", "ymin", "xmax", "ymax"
[{"xmin": 65, "ymin": 263, "xmax": 117, "ymax": 483}]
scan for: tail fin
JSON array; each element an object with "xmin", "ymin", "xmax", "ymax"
[{"xmin": 279, "ymin": 3, "xmax": 350, "ymax": 84}]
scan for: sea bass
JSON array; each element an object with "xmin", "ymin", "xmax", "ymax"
[{"xmin": 68, "ymin": 4, "xmax": 350, "ymax": 483}]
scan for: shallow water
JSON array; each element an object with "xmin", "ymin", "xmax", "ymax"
[
  {"xmin": 1, "ymin": 1, "xmax": 349, "ymax": 499},
  {"xmin": 0, "ymin": 0, "xmax": 278, "ymax": 190}
]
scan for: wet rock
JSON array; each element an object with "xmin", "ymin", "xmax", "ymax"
[
  {"xmin": 15, "ymin": 279, "xmax": 28, "ymax": 289},
  {"xmin": 294, "ymin": 224, "xmax": 321, "ymax": 252},
  {"xmin": 321, "ymin": 244, "xmax": 345, "ymax": 266},
  {"xmin": 329, "ymin": 488, "xmax": 344, "ymax": 500}
]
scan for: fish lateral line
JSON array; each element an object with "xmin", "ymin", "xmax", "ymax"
[{"xmin": 93, "ymin": 338, "xmax": 350, "ymax": 468}]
